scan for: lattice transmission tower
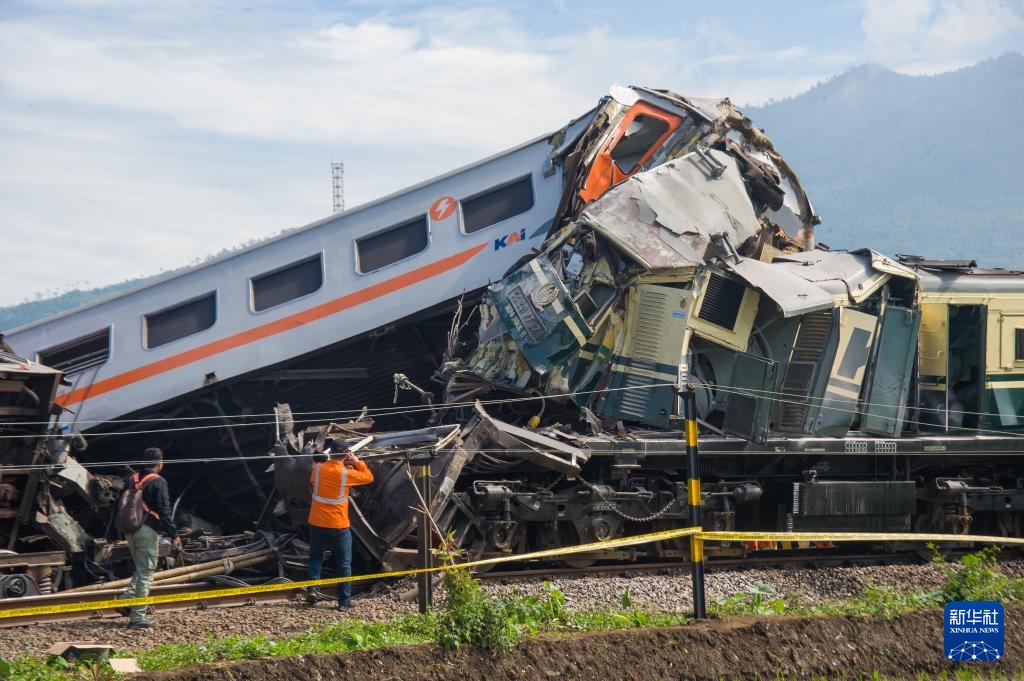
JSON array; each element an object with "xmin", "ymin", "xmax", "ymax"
[{"xmin": 331, "ymin": 160, "xmax": 345, "ymax": 213}]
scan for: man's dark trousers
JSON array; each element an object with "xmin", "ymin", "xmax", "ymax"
[{"xmin": 308, "ymin": 525, "xmax": 353, "ymax": 605}]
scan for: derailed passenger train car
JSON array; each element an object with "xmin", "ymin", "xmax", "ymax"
[{"xmin": 311, "ymin": 92, "xmax": 1024, "ymax": 569}]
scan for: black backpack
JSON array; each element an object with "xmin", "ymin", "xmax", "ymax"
[{"xmin": 115, "ymin": 472, "xmax": 158, "ymax": 535}]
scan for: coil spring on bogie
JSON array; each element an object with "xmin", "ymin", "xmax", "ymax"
[{"xmin": 37, "ymin": 574, "xmax": 53, "ymax": 595}]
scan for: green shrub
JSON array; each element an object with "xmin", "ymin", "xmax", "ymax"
[
  {"xmin": 936, "ymin": 546, "xmax": 1019, "ymax": 603},
  {"xmin": 434, "ymin": 568, "xmax": 568, "ymax": 653},
  {"xmin": 849, "ymin": 584, "xmax": 939, "ymax": 620},
  {"xmin": 712, "ymin": 580, "xmax": 787, "ymax": 615}
]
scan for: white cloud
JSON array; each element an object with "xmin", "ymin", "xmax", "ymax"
[
  {"xmin": 0, "ymin": 1, "xmax": 1016, "ymax": 307},
  {"xmin": 0, "ymin": 13, "xmax": 587, "ymax": 153},
  {"xmin": 862, "ymin": 0, "xmax": 1024, "ymax": 73}
]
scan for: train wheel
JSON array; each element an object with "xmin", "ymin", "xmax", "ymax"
[
  {"xmin": 560, "ymin": 558, "xmax": 596, "ymax": 569},
  {"xmin": 557, "ymin": 523, "xmax": 595, "ymax": 569},
  {"xmin": 914, "ymin": 508, "xmax": 951, "ymax": 561}
]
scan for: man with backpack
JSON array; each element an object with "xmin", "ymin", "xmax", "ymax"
[{"xmin": 115, "ymin": 446, "xmax": 180, "ymax": 629}]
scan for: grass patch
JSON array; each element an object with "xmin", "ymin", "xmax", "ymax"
[
  {"xmin": 6, "ymin": 547, "xmax": 1024, "ymax": 677},
  {"xmin": 711, "ymin": 547, "xmax": 1024, "ymax": 621}
]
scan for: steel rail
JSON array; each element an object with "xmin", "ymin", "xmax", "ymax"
[{"xmin": 0, "ymin": 581, "xmax": 298, "ymax": 628}]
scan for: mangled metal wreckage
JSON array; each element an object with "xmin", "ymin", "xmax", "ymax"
[{"xmin": 272, "ymin": 89, "xmax": 1023, "ymax": 571}]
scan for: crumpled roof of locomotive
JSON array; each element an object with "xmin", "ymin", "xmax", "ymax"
[
  {"xmin": 578, "ymin": 147, "xmax": 761, "ymax": 270},
  {"xmin": 725, "ymin": 249, "xmax": 919, "ymax": 317}
]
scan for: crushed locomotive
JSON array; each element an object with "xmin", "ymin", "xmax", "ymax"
[{"xmin": 276, "ymin": 88, "xmax": 1024, "ymax": 571}]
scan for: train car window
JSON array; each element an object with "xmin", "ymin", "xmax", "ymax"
[
  {"xmin": 356, "ymin": 216, "xmax": 428, "ymax": 273},
  {"xmin": 1016, "ymin": 328, "xmax": 1024, "ymax": 361},
  {"xmin": 461, "ymin": 176, "xmax": 534, "ymax": 234},
  {"xmin": 145, "ymin": 293, "xmax": 216, "ymax": 349},
  {"xmin": 38, "ymin": 328, "xmax": 110, "ymax": 375},
  {"xmin": 610, "ymin": 114, "xmax": 670, "ymax": 173},
  {"xmin": 251, "ymin": 254, "xmax": 323, "ymax": 312}
]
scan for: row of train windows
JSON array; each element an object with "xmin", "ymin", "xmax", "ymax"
[
  {"xmin": 36, "ymin": 176, "xmax": 536, "ymax": 374},
  {"xmin": 355, "ymin": 175, "xmax": 534, "ymax": 272}
]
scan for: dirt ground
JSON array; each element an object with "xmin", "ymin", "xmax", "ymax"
[{"xmin": 136, "ymin": 607, "xmax": 1023, "ymax": 681}]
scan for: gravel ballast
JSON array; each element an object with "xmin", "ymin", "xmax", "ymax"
[{"xmin": 2, "ymin": 557, "xmax": 1023, "ymax": 660}]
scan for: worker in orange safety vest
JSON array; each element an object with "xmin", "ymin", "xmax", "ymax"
[{"xmin": 306, "ymin": 439, "xmax": 374, "ymax": 610}]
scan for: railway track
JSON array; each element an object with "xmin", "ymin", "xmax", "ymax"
[
  {"xmin": 0, "ymin": 581, "xmax": 300, "ymax": 628},
  {"xmin": 475, "ymin": 551, "xmax": 917, "ymax": 581},
  {"xmin": 0, "ymin": 550, "xmax": 922, "ymax": 627}
]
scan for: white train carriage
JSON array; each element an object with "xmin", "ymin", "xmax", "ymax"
[{"xmin": 4, "ymin": 111, "xmax": 598, "ymax": 427}]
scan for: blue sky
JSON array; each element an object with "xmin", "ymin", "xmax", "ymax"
[{"xmin": 1, "ymin": 0, "xmax": 1022, "ymax": 306}]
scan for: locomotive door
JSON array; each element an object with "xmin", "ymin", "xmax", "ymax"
[
  {"xmin": 946, "ymin": 304, "xmax": 986, "ymax": 431},
  {"xmin": 862, "ymin": 306, "xmax": 920, "ymax": 437}
]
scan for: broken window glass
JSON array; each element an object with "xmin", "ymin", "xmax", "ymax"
[
  {"xmin": 462, "ymin": 176, "xmax": 534, "ymax": 233},
  {"xmin": 38, "ymin": 328, "xmax": 110, "ymax": 375},
  {"xmin": 610, "ymin": 114, "xmax": 670, "ymax": 174},
  {"xmin": 356, "ymin": 216, "xmax": 429, "ymax": 273},
  {"xmin": 251, "ymin": 254, "xmax": 323, "ymax": 312},
  {"xmin": 145, "ymin": 293, "xmax": 216, "ymax": 348}
]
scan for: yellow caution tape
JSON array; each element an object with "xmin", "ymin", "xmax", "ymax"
[
  {"xmin": 0, "ymin": 526, "xmax": 701, "ymax": 620},
  {"xmin": 4, "ymin": 526, "xmax": 1024, "ymax": 620},
  {"xmin": 699, "ymin": 530, "xmax": 1024, "ymax": 545}
]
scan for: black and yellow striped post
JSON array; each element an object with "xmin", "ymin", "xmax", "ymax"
[
  {"xmin": 416, "ymin": 460, "xmax": 433, "ymax": 614},
  {"xmin": 682, "ymin": 386, "xmax": 706, "ymax": 619}
]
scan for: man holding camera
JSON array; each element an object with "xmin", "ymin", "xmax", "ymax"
[{"xmin": 306, "ymin": 439, "xmax": 374, "ymax": 610}]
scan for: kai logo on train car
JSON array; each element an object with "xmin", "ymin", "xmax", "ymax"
[
  {"xmin": 494, "ymin": 228, "xmax": 527, "ymax": 251},
  {"xmin": 429, "ymin": 196, "xmax": 458, "ymax": 222}
]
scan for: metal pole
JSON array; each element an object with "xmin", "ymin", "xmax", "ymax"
[
  {"xmin": 416, "ymin": 462, "xmax": 433, "ymax": 614},
  {"xmin": 682, "ymin": 386, "xmax": 706, "ymax": 620}
]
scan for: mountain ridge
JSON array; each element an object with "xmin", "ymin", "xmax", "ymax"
[{"xmin": 747, "ymin": 52, "xmax": 1024, "ymax": 263}]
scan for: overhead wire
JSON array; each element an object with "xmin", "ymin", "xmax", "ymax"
[
  {"xmin": 2, "ymin": 379, "xmax": 1021, "ymax": 473},
  {"xmin": 704, "ymin": 383, "xmax": 1024, "ymax": 441},
  {"xmin": 3, "ymin": 367, "xmax": 1019, "ymax": 428},
  {"xmin": 1, "ymin": 374, "xmax": 1021, "ymax": 449},
  {"xmin": 700, "ymin": 381, "xmax": 1019, "ymax": 421},
  {"xmin": 0, "ymin": 381, "xmax": 680, "ymax": 438}
]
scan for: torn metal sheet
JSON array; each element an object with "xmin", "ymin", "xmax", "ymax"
[
  {"xmin": 857, "ymin": 249, "xmax": 920, "ymax": 282},
  {"xmin": 726, "ymin": 257, "xmax": 835, "ymax": 318},
  {"xmin": 769, "ymin": 250, "xmax": 893, "ymax": 304},
  {"xmin": 475, "ymin": 402, "xmax": 587, "ymax": 476},
  {"xmin": 581, "ymin": 149, "xmax": 760, "ymax": 271}
]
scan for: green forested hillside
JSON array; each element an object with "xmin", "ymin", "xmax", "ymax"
[
  {"xmin": 747, "ymin": 53, "xmax": 1024, "ymax": 268},
  {"xmin": 0, "ymin": 276, "xmax": 161, "ymax": 333}
]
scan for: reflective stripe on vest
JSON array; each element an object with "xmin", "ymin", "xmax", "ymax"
[{"xmin": 312, "ymin": 462, "xmax": 349, "ymax": 505}]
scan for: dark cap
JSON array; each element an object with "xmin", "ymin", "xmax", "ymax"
[{"xmin": 142, "ymin": 447, "xmax": 164, "ymax": 466}]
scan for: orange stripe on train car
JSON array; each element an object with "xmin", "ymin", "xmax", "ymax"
[{"xmin": 56, "ymin": 243, "xmax": 488, "ymax": 408}]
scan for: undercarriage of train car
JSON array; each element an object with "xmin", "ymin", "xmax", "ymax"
[{"xmin": 0, "ymin": 343, "xmax": 303, "ymax": 596}]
